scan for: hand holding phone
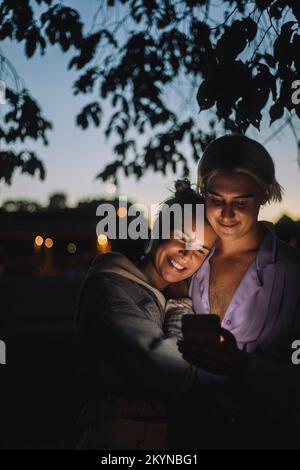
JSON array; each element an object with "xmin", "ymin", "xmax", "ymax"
[{"xmin": 182, "ymin": 314, "xmax": 221, "ymax": 346}]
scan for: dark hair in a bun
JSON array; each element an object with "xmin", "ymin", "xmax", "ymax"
[
  {"xmin": 144, "ymin": 178, "xmax": 206, "ymax": 255},
  {"xmin": 159, "ymin": 178, "xmax": 205, "ymax": 231},
  {"xmin": 170, "ymin": 178, "xmax": 204, "ymax": 206},
  {"xmin": 174, "ymin": 178, "xmax": 194, "ymax": 197}
]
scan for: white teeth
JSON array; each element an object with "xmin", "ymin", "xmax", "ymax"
[{"xmin": 170, "ymin": 257, "xmax": 184, "ymax": 270}]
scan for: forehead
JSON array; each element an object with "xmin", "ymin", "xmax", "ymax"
[
  {"xmin": 206, "ymin": 171, "xmax": 261, "ymax": 196},
  {"xmin": 172, "ymin": 222, "xmax": 212, "ymax": 250},
  {"xmin": 173, "ymin": 223, "xmax": 204, "ymax": 244},
  {"xmin": 165, "ymin": 203, "xmax": 205, "ymax": 242}
]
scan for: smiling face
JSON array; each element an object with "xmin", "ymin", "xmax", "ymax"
[
  {"xmin": 151, "ymin": 223, "xmax": 217, "ymax": 287},
  {"xmin": 205, "ymin": 171, "xmax": 265, "ymax": 241}
]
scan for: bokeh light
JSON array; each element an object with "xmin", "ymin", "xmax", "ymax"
[
  {"xmin": 67, "ymin": 243, "xmax": 77, "ymax": 254},
  {"xmin": 34, "ymin": 235, "xmax": 44, "ymax": 247},
  {"xmin": 97, "ymin": 235, "xmax": 108, "ymax": 247},
  {"xmin": 45, "ymin": 238, "xmax": 54, "ymax": 249},
  {"xmin": 117, "ymin": 207, "xmax": 127, "ymax": 218}
]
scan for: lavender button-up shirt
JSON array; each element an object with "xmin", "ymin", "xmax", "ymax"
[
  {"xmin": 189, "ymin": 221, "xmax": 299, "ymax": 354},
  {"xmin": 187, "ymin": 221, "xmax": 300, "ymax": 425}
]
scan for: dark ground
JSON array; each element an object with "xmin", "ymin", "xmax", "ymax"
[
  {"xmin": 0, "ymin": 276, "xmax": 84, "ymax": 449},
  {"xmin": 1, "ymin": 274, "xmax": 299, "ymax": 450}
]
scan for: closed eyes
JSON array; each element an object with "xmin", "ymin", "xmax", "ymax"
[{"xmin": 208, "ymin": 197, "xmax": 247, "ymax": 209}]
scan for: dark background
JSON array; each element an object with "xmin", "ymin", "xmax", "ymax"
[
  {"xmin": 0, "ymin": 201, "xmax": 146, "ymax": 449},
  {"xmin": 0, "ymin": 204, "xmax": 299, "ymax": 449}
]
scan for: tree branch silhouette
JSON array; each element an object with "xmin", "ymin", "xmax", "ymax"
[{"xmin": 1, "ymin": 0, "xmax": 300, "ymax": 186}]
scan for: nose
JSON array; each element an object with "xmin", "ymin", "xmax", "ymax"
[
  {"xmin": 221, "ymin": 202, "xmax": 235, "ymax": 220},
  {"xmin": 178, "ymin": 247, "xmax": 192, "ymax": 262},
  {"xmin": 179, "ymin": 248, "xmax": 188, "ymax": 257}
]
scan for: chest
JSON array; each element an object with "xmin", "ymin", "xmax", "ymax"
[{"xmin": 209, "ymin": 254, "xmax": 256, "ymax": 320}]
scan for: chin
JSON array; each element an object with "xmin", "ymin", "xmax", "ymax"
[
  {"xmin": 216, "ymin": 223, "xmax": 242, "ymax": 236},
  {"xmin": 163, "ymin": 271, "xmax": 185, "ymax": 284},
  {"xmin": 219, "ymin": 229, "xmax": 240, "ymax": 237}
]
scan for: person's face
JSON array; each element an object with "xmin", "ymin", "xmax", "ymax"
[
  {"xmin": 152, "ymin": 224, "xmax": 216, "ymax": 284},
  {"xmin": 205, "ymin": 172, "xmax": 265, "ymax": 241}
]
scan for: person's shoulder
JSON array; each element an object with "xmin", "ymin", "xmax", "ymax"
[
  {"xmin": 89, "ymin": 251, "xmax": 128, "ymax": 268},
  {"xmin": 83, "ymin": 268, "xmax": 141, "ymax": 309},
  {"xmin": 260, "ymin": 220, "xmax": 300, "ymax": 268},
  {"xmin": 276, "ymin": 238, "xmax": 300, "ymax": 269},
  {"xmin": 83, "ymin": 251, "xmax": 136, "ymax": 290},
  {"xmin": 87, "ymin": 251, "xmax": 132, "ymax": 280}
]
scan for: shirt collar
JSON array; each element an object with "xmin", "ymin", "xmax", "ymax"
[
  {"xmin": 255, "ymin": 221, "xmax": 277, "ymax": 270},
  {"xmin": 194, "ymin": 221, "xmax": 277, "ymax": 281}
]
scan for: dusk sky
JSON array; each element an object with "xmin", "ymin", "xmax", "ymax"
[{"xmin": 1, "ymin": 0, "xmax": 300, "ymax": 222}]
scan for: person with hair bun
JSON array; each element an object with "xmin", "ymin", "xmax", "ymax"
[
  {"xmin": 74, "ymin": 179, "xmax": 217, "ymax": 450},
  {"xmin": 176, "ymin": 134, "xmax": 300, "ymax": 449}
]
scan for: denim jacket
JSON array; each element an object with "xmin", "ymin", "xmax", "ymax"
[{"xmin": 74, "ymin": 252, "xmax": 196, "ymax": 402}]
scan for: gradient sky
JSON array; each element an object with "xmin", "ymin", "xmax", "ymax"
[{"xmin": 0, "ymin": 0, "xmax": 300, "ymax": 222}]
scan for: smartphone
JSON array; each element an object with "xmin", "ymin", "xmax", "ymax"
[{"xmin": 182, "ymin": 314, "xmax": 221, "ymax": 345}]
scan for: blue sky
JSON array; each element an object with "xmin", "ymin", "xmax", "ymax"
[{"xmin": 0, "ymin": 0, "xmax": 300, "ymax": 222}]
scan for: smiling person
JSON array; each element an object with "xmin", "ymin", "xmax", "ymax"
[
  {"xmin": 176, "ymin": 134, "xmax": 300, "ymax": 449},
  {"xmin": 74, "ymin": 179, "xmax": 216, "ymax": 450}
]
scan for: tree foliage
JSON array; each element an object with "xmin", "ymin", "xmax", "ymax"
[{"xmin": 1, "ymin": 0, "xmax": 300, "ymax": 185}]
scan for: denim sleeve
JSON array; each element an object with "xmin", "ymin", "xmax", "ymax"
[
  {"xmin": 163, "ymin": 298, "xmax": 194, "ymax": 340},
  {"xmin": 77, "ymin": 274, "xmax": 198, "ymax": 400}
]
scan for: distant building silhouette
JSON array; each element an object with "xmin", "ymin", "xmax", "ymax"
[
  {"xmin": 274, "ymin": 215, "xmax": 300, "ymax": 249},
  {"xmin": 1, "ymin": 196, "xmax": 299, "ymax": 277},
  {"xmin": 0, "ymin": 198, "xmax": 147, "ymax": 277}
]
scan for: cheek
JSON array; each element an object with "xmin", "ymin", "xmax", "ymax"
[
  {"xmin": 238, "ymin": 208, "xmax": 258, "ymax": 224},
  {"xmin": 153, "ymin": 247, "xmax": 168, "ymax": 272},
  {"xmin": 206, "ymin": 206, "xmax": 219, "ymax": 225},
  {"xmin": 206, "ymin": 202, "xmax": 220, "ymax": 214},
  {"xmin": 190, "ymin": 257, "xmax": 204, "ymax": 273},
  {"xmin": 158, "ymin": 250, "xmax": 175, "ymax": 274}
]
